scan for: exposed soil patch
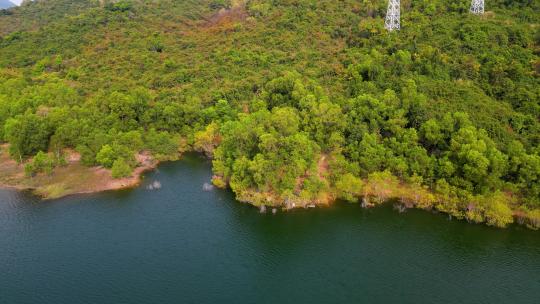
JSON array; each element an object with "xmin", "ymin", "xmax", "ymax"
[
  {"xmin": 203, "ymin": 3, "xmax": 248, "ymax": 29},
  {"xmin": 294, "ymin": 154, "xmax": 329, "ymax": 194},
  {"xmin": 317, "ymin": 154, "xmax": 329, "ymax": 180}
]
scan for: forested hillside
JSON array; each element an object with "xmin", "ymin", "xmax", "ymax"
[{"xmin": 0, "ymin": 0, "xmax": 539, "ymax": 228}]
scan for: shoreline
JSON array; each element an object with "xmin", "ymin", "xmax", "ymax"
[
  {"xmin": 1, "ymin": 150, "xmax": 539, "ymax": 230},
  {"xmin": 0, "ymin": 147, "xmax": 160, "ymax": 200},
  {"xmin": 228, "ymin": 187, "xmax": 540, "ymax": 230},
  {"xmin": 0, "ymin": 163, "xmax": 159, "ymax": 200}
]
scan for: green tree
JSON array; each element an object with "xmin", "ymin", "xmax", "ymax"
[
  {"xmin": 96, "ymin": 144, "xmax": 116, "ymax": 168},
  {"xmin": 335, "ymin": 173, "xmax": 363, "ymax": 202},
  {"xmin": 4, "ymin": 112, "xmax": 52, "ymax": 161},
  {"xmin": 111, "ymin": 158, "xmax": 132, "ymax": 179},
  {"xmin": 483, "ymin": 193, "xmax": 514, "ymax": 228}
]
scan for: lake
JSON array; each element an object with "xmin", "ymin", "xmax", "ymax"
[{"xmin": 1, "ymin": 154, "xmax": 539, "ymax": 303}]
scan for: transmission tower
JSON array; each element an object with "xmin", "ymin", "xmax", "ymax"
[
  {"xmin": 385, "ymin": 0, "xmax": 400, "ymax": 31},
  {"xmin": 470, "ymin": 0, "xmax": 484, "ymax": 15}
]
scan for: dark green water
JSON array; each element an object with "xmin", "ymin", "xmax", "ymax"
[{"xmin": 1, "ymin": 154, "xmax": 539, "ymax": 304}]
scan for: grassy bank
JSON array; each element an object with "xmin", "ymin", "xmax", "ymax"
[{"xmin": 0, "ymin": 146, "xmax": 158, "ymax": 199}]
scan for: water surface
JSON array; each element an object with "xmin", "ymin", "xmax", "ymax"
[{"xmin": 1, "ymin": 154, "xmax": 539, "ymax": 303}]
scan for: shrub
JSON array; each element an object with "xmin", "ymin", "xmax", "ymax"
[
  {"xmin": 105, "ymin": 0, "xmax": 133, "ymax": 12},
  {"xmin": 484, "ymin": 194, "xmax": 514, "ymax": 228},
  {"xmin": 96, "ymin": 144, "xmax": 116, "ymax": 168},
  {"xmin": 335, "ymin": 173, "xmax": 363, "ymax": 202},
  {"xmin": 111, "ymin": 158, "xmax": 132, "ymax": 179},
  {"xmin": 526, "ymin": 209, "xmax": 540, "ymax": 230},
  {"xmin": 25, "ymin": 151, "xmax": 54, "ymax": 177}
]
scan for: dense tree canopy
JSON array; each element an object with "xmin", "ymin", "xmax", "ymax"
[{"xmin": 0, "ymin": 0, "xmax": 539, "ymax": 227}]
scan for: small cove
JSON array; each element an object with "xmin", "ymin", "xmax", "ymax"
[{"xmin": 1, "ymin": 154, "xmax": 539, "ymax": 304}]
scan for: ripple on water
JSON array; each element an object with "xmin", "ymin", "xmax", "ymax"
[{"xmin": 0, "ymin": 157, "xmax": 539, "ymax": 304}]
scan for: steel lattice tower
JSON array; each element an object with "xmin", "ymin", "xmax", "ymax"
[
  {"xmin": 385, "ymin": 0, "xmax": 400, "ymax": 31},
  {"xmin": 470, "ymin": 0, "xmax": 484, "ymax": 15}
]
